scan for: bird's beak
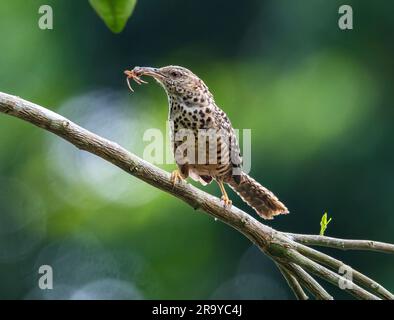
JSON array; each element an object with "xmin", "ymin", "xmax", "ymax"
[{"xmin": 124, "ymin": 67, "xmax": 166, "ymax": 81}]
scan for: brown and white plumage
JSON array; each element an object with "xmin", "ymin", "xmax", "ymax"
[{"xmin": 127, "ymin": 65, "xmax": 288, "ymax": 219}]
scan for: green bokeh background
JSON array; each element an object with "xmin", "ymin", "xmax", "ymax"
[{"xmin": 0, "ymin": 0, "xmax": 393, "ymax": 299}]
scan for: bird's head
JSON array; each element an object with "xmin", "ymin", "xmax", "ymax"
[{"xmin": 125, "ymin": 65, "xmax": 211, "ymax": 101}]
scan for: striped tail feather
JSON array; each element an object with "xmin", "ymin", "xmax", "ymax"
[{"xmin": 228, "ymin": 173, "xmax": 289, "ymax": 220}]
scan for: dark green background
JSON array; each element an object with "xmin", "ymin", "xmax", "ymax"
[{"xmin": 0, "ymin": 0, "xmax": 393, "ymax": 299}]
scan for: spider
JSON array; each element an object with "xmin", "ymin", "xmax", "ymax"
[{"xmin": 124, "ymin": 69, "xmax": 148, "ymax": 92}]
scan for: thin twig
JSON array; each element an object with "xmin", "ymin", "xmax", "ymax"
[
  {"xmin": 283, "ymin": 248, "xmax": 381, "ymax": 300},
  {"xmin": 281, "ymin": 263, "xmax": 333, "ymax": 300},
  {"xmin": 286, "ymin": 233, "xmax": 394, "ymax": 254},
  {"xmin": 276, "ymin": 263, "xmax": 309, "ymax": 300},
  {"xmin": 292, "ymin": 241, "xmax": 394, "ymax": 300}
]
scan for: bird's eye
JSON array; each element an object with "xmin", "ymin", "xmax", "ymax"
[{"xmin": 171, "ymin": 71, "xmax": 179, "ymax": 77}]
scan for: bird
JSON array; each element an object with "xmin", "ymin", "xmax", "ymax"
[{"xmin": 124, "ymin": 65, "xmax": 289, "ymax": 219}]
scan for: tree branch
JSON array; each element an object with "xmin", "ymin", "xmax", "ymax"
[
  {"xmin": 280, "ymin": 263, "xmax": 332, "ymax": 300},
  {"xmin": 1, "ymin": 91, "xmax": 393, "ymax": 300},
  {"xmin": 291, "ymin": 241, "xmax": 394, "ymax": 299},
  {"xmin": 277, "ymin": 263, "xmax": 309, "ymax": 300},
  {"xmin": 286, "ymin": 233, "xmax": 394, "ymax": 254},
  {"xmin": 282, "ymin": 248, "xmax": 380, "ymax": 300}
]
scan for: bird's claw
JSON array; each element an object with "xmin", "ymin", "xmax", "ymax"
[
  {"xmin": 170, "ymin": 170, "xmax": 184, "ymax": 188},
  {"xmin": 221, "ymin": 195, "xmax": 232, "ymax": 208}
]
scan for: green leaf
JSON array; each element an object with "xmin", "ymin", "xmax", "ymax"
[
  {"xmin": 89, "ymin": 0, "xmax": 137, "ymax": 33},
  {"xmin": 319, "ymin": 212, "xmax": 332, "ymax": 236}
]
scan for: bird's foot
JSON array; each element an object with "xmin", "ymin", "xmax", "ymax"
[
  {"xmin": 221, "ymin": 194, "xmax": 232, "ymax": 208},
  {"xmin": 170, "ymin": 169, "xmax": 185, "ymax": 187}
]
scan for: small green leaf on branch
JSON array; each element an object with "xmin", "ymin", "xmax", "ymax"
[{"xmin": 320, "ymin": 212, "xmax": 332, "ymax": 236}]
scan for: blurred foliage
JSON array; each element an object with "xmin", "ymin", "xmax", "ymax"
[
  {"xmin": 89, "ymin": 0, "xmax": 137, "ymax": 33},
  {"xmin": 0, "ymin": 0, "xmax": 393, "ymax": 299}
]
